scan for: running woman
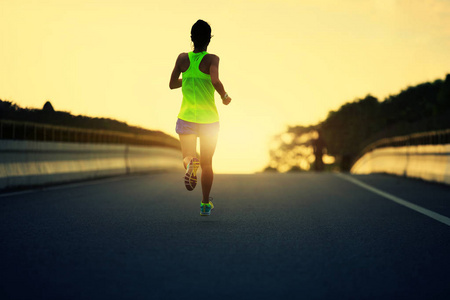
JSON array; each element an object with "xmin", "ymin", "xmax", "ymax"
[{"xmin": 169, "ymin": 20, "xmax": 232, "ymax": 216}]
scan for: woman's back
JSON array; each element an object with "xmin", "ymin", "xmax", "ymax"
[
  {"xmin": 177, "ymin": 52, "xmax": 215, "ymax": 74},
  {"xmin": 179, "ymin": 51, "xmax": 218, "ymax": 124}
]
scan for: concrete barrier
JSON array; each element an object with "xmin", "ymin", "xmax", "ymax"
[
  {"xmin": 126, "ymin": 145, "xmax": 183, "ymax": 173},
  {"xmin": 351, "ymin": 144, "xmax": 450, "ymax": 185},
  {"xmin": 0, "ymin": 140, "xmax": 183, "ymax": 190}
]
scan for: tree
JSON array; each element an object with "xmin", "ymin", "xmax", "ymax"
[
  {"xmin": 42, "ymin": 101, "xmax": 55, "ymax": 112},
  {"xmin": 269, "ymin": 74, "xmax": 450, "ymax": 172}
]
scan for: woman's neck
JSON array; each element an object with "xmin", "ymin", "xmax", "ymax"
[{"xmin": 193, "ymin": 47, "xmax": 207, "ymax": 53}]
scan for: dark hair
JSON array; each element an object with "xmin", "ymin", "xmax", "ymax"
[{"xmin": 191, "ymin": 20, "xmax": 211, "ymax": 50}]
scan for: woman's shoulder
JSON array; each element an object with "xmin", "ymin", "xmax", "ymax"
[
  {"xmin": 177, "ymin": 52, "xmax": 189, "ymax": 60},
  {"xmin": 204, "ymin": 53, "xmax": 219, "ymax": 64},
  {"xmin": 205, "ymin": 52, "xmax": 219, "ymax": 58}
]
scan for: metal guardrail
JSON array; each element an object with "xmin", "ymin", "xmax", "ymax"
[
  {"xmin": 0, "ymin": 119, "xmax": 180, "ymax": 149},
  {"xmin": 359, "ymin": 129, "xmax": 450, "ymax": 155}
]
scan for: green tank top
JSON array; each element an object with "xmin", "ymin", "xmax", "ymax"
[{"xmin": 178, "ymin": 51, "xmax": 219, "ymax": 124}]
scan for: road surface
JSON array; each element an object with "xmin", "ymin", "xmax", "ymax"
[{"xmin": 1, "ymin": 172, "xmax": 449, "ymax": 299}]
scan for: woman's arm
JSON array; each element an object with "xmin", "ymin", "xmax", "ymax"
[
  {"xmin": 210, "ymin": 55, "xmax": 232, "ymax": 105},
  {"xmin": 169, "ymin": 54, "xmax": 183, "ymax": 89}
]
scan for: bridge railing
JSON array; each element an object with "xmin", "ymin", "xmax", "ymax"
[
  {"xmin": 0, "ymin": 119, "xmax": 183, "ymax": 190},
  {"xmin": 351, "ymin": 128, "xmax": 450, "ymax": 185},
  {"xmin": 0, "ymin": 119, "xmax": 180, "ymax": 149},
  {"xmin": 358, "ymin": 128, "xmax": 450, "ymax": 157}
]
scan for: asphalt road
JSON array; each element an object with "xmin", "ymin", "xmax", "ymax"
[{"xmin": 1, "ymin": 172, "xmax": 449, "ymax": 299}]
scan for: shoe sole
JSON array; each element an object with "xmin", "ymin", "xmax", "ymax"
[{"xmin": 184, "ymin": 158, "xmax": 200, "ymax": 191}]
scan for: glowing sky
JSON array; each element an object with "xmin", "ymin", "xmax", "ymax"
[{"xmin": 1, "ymin": 0, "xmax": 449, "ymax": 173}]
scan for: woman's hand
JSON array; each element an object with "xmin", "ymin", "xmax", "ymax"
[{"xmin": 222, "ymin": 94, "xmax": 232, "ymax": 105}]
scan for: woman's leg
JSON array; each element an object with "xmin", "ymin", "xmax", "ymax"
[
  {"xmin": 179, "ymin": 134, "xmax": 197, "ymax": 168},
  {"xmin": 199, "ymin": 133, "xmax": 218, "ymax": 203}
]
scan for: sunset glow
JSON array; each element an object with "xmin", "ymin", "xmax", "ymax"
[{"xmin": 1, "ymin": 0, "xmax": 449, "ymax": 173}]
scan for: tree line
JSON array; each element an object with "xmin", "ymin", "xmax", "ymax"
[
  {"xmin": 0, "ymin": 99, "xmax": 176, "ymax": 141},
  {"xmin": 268, "ymin": 74, "xmax": 450, "ymax": 172}
]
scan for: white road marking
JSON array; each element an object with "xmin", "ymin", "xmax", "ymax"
[
  {"xmin": 44, "ymin": 176, "xmax": 135, "ymax": 192},
  {"xmin": 0, "ymin": 190, "xmax": 36, "ymax": 198},
  {"xmin": 335, "ymin": 173, "xmax": 450, "ymax": 227},
  {"xmin": 0, "ymin": 175, "xmax": 141, "ymax": 198}
]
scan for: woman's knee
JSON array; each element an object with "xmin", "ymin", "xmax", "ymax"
[{"xmin": 200, "ymin": 159, "xmax": 212, "ymax": 170}]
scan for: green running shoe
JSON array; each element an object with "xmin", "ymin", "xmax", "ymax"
[{"xmin": 200, "ymin": 199, "xmax": 214, "ymax": 216}]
